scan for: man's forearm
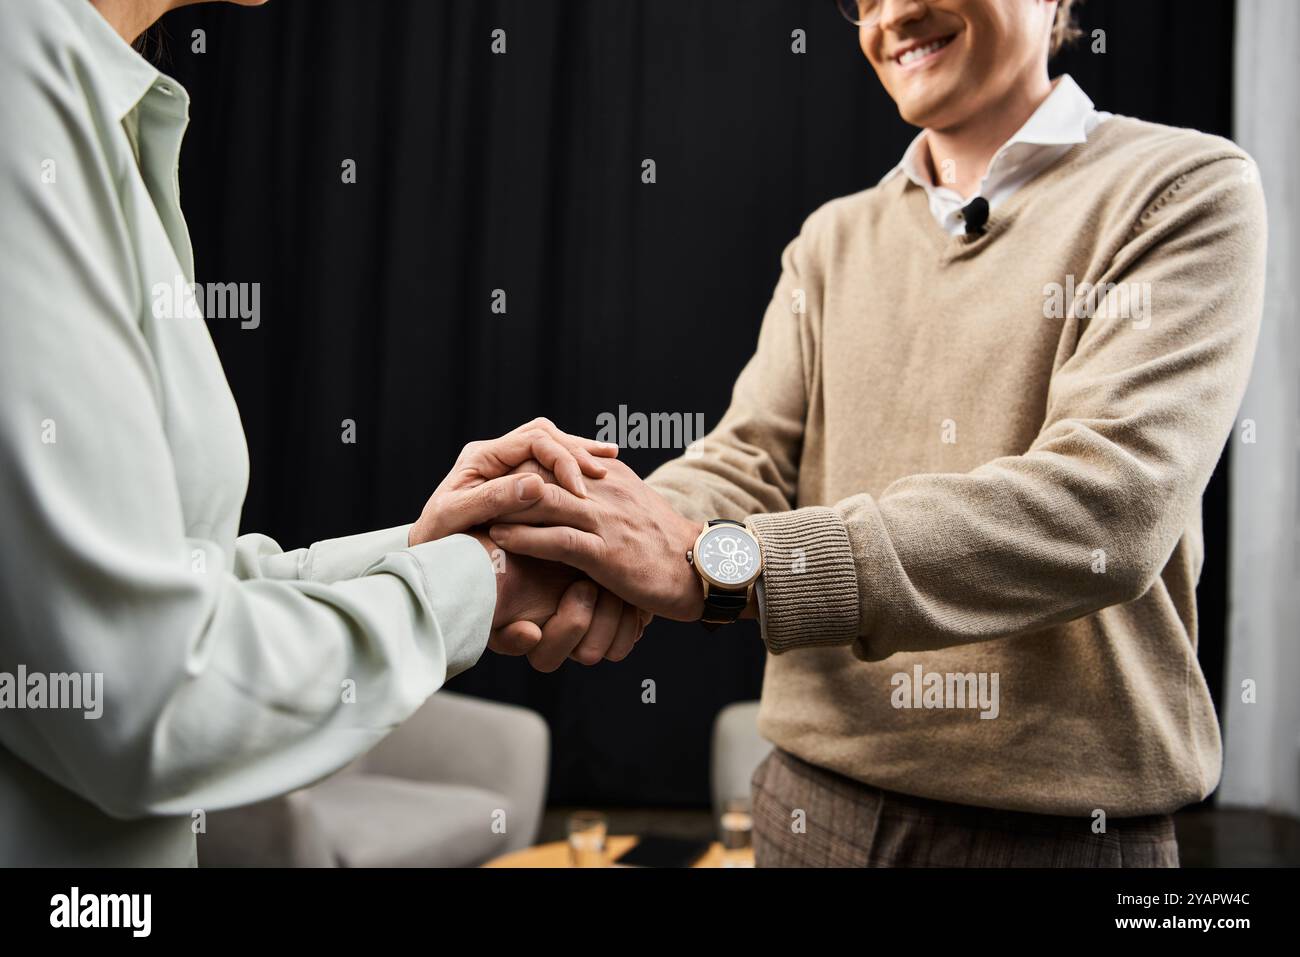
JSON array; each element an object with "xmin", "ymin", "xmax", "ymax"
[{"xmin": 645, "ymin": 453, "xmax": 786, "ymax": 524}]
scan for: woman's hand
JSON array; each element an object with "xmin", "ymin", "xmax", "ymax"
[{"xmin": 409, "ymin": 418, "xmax": 619, "ymax": 547}]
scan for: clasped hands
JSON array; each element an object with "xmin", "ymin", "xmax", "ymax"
[{"xmin": 409, "ymin": 418, "xmax": 709, "ymax": 672}]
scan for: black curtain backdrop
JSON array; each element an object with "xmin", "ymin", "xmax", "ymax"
[{"xmin": 159, "ymin": 0, "xmax": 1236, "ymax": 807}]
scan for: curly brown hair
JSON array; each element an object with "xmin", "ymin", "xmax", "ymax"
[{"xmin": 1051, "ymin": 0, "xmax": 1084, "ymax": 56}]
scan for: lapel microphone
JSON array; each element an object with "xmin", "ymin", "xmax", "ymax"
[{"xmin": 962, "ymin": 196, "xmax": 990, "ymax": 236}]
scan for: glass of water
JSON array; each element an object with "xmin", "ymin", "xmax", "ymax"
[
  {"xmin": 567, "ymin": 811, "xmax": 608, "ymax": 868},
  {"xmin": 719, "ymin": 797, "xmax": 754, "ymax": 867}
]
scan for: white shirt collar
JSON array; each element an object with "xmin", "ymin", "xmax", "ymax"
[
  {"xmin": 881, "ymin": 75, "xmax": 1108, "ymax": 234},
  {"xmin": 887, "ymin": 75, "xmax": 1096, "ymax": 189},
  {"xmin": 1003, "ymin": 73, "xmax": 1096, "ymax": 146}
]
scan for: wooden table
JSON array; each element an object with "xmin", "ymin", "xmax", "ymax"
[{"xmin": 484, "ymin": 835, "xmax": 753, "ymax": 868}]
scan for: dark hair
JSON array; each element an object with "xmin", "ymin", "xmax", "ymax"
[{"xmin": 132, "ymin": 23, "xmax": 170, "ymax": 65}]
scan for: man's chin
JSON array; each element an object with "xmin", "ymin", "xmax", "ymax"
[
  {"xmin": 895, "ymin": 92, "xmax": 964, "ymax": 131},
  {"xmin": 896, "ymin": 100, "xmax": 942, "ymax": 130}
]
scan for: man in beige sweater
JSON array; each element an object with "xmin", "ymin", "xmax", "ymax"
[{"xmin": 488, "ymin": 0, "xmax": 1266, "ymax": 866}]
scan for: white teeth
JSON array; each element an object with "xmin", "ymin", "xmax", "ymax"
[{"xmin": 898, "ymin": 37, "xmax": 950, "ymax": 65}]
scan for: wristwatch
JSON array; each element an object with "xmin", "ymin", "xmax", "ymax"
[{"xmin": 686, "ymin": 520, "xmax": 764, "ymax": 630}]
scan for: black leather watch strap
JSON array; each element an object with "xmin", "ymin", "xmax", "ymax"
[{"xmin": 700, "ymin": 590, "xmax": 749, "ymax": 631}]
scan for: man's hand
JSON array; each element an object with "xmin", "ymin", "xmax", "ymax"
[
  {"xmin": 470, "ymin": 534, "xmax": 647, "ymax": 671},
  {"xmin": 487, "ymin": 458, "xmax": 707, "ymax": 622},
  {"xmin": 409, "ymin": 418, "xmax": 620, "ymax": 547}
]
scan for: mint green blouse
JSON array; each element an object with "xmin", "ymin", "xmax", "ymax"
[{"xmin": 0, "ymin": 0, "xmax": 495, "ymax": 865}]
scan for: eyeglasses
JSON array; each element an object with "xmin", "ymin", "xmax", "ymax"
[{"xmin": 835, "ymin": 0, "xmax": 885, "ymax": 28}]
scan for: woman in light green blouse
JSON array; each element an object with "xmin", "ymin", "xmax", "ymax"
[{"xmin": 0, "ymin": 0, "xmax": 641, "ymax": 865}]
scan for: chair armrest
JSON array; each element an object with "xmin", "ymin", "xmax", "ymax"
[
  {"xmin": 360, "ymin": 691, "xmax": 550, "ymax": 850},
  {"xmin": 198, "ymin": 790, "xmax": 336, "ymax": 867}
]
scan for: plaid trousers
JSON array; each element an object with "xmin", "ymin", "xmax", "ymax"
[{"xmin": 751, "ymin": 749, "xmax": 1179, "ymax": 868}]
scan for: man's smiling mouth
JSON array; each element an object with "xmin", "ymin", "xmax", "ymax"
[{"xmin": 895, "ymin": 34, "xmax": 957, "ymax": 67}]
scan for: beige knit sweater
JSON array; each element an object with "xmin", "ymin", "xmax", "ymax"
[{"xmin": 647, "ymin": 116, "xmax": 1266, "ymax": 817}]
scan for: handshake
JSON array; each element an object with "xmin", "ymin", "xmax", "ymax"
[{"xmin": 408, "ymin": 418, "xmax": 728, "ymax": 671}]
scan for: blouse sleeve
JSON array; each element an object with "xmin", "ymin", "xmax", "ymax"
[{"xmin": 0, "ymin": 1, "xmax": 496, "ymax": 820}]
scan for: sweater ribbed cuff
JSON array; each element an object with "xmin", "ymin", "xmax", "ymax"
[{"xmin": 746, "ymin": 507, "xmax": 859, "ymax": 654}]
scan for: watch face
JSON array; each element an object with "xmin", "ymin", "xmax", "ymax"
[{"xmin": 695, "ymin": 524, "xmax": 761, "ymax": 587}]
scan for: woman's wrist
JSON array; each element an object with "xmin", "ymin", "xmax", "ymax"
[{"xmin": 464, "ymin": 532, "xmax": 508, "ymax": 623}]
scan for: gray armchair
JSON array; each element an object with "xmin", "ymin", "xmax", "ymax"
[
  {"xmin": 198, "ymin": 691, "xmax": 549, "ymax": 867},
  {"xmin": 710, "ymin": 700, "xmax": 772, "ymax": 821}
]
